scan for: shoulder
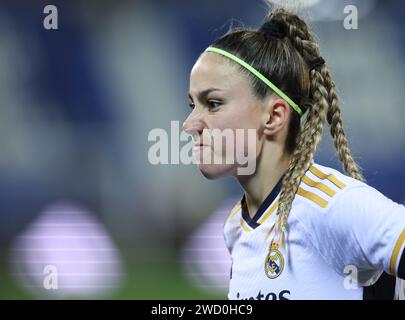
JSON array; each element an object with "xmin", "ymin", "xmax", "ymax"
[
  {"xmin": 224, "ymin": 200, "xmax": 242, "ymax": 226},
  {"xmin": 293, "ymin": 162, "xmax": 364, "ymax": 212},
  {"xmin": 292, "ymin": 162, "xmax": 405, "ymax": 278},
  {"xmin": 303, "ymin": 162, "xmax": 403, "ymax": 213},
  {"xmin": 291, "ymin": 161, "xmax": 405, "ymax": 232},
  {"xmin": 223, "ymin": 199, "xmax": 243, "ymax": 254},
  {"xmin": 293, "ymin": 162, "xmax": 405, "ymax": 248}
]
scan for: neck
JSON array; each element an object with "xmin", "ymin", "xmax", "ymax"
[{"xmin": 236, "ymin": 143, "xmax": 291, "ymax": 219}]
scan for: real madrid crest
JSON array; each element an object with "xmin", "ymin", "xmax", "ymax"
[{"xmin": 264, "ymin": 240, "xmax": 284, "ymax": 279}]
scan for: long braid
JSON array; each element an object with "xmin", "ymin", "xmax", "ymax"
[
  {"xmin": 273, "ymin": 9, "xmax": 364, "ymax": 181},
  {"xmin": 265, "ymin": 9, "xmax": 364, "ymax": 246},
  {"xmin": 324, "ymin": 70, "xmax": 365, "ymax": 181},
  {"xmin": 276, "ymin": 66, "xmax": 329, "ymax": 245}
]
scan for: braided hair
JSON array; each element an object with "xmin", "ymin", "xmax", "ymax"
[{"xmin": 209, "ymin": 7, "xmax": 364, "ymax": 246}]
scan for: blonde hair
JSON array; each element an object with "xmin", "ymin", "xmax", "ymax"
[{"xmin": 268, "ymin": 8, "xmax": 365, "ymax": 246}]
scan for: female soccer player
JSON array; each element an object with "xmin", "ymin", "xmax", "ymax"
[{"xmin": 183, "ymin": 7, "xmax": 405, "ymax": 299}]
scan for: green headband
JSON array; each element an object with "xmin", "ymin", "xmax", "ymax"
[{"xmin": 205, "ymin": 46, "xmax": 303, "ymax": 116}]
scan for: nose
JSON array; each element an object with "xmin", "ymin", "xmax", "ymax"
[{"xmin": 182, "ymin": 110, "xmax": 205, "ymax": 139}]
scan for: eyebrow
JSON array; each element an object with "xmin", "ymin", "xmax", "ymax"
[{"xmin": 188, "ymin": 88, "xmax": 223, "ymax": 103}]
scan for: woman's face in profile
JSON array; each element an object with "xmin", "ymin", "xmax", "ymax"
[{"xmin": 184, "ymin": 52, "xmax": 265, "ymax": 179}]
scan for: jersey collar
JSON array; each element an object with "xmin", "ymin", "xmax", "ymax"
[{"xmin": 241, "ymin": 175, "xmax": 284, "ymax": 229}]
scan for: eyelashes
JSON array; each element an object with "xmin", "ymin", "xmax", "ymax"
[
  {"xmin": 209, "ymin": 101, "xmax": 222, "ymax": 109},
  {"xmin": 188, "ymin": 101, "xmax": 222, "ymax": 110}
]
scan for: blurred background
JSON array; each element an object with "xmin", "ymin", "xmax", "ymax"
[{"xmin": 0, "ymin": 0, "xmax": 404, "ymax": 299}]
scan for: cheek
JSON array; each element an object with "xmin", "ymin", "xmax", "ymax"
[
  {"xmin": 212, "ymin": 116, "xmax": 260, "ymax": 159},
  {"xmin": 230, "ymin": 105, "xmax": 261, "ymax": 156},
  {"xmin": 213, "ymin": 105, "xmax": 260, "ymax": 131},
  {"xmin": 206, "ymin": 103, "xmax": 261, "ymax": 155}
]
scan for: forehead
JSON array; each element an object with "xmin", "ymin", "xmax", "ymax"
[{"xmin": 189, "ymin": 52, "xmax": 248, "ymax": 92}]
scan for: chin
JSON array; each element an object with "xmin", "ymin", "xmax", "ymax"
[{"xmin": 198, "ymin": 164, "xmax": 236, "ymax": 180}]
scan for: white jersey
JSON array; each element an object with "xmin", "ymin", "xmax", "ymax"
[{"xmin": 224, "ymin": 162, "xmax": 405, "ymax": 300}]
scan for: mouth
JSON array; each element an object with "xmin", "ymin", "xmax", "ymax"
[{"xmin": 193, "ymin": 143, "xmax": 210, "ymax": 151}]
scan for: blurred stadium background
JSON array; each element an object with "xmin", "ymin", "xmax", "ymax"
[{"xmin": 0, "ymin": 0, "xmax": 404, "ymax": 299}]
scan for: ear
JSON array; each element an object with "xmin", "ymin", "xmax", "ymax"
[{"xmin": 263, "ymin": 98, "xmax": 291, "ymax": 137}]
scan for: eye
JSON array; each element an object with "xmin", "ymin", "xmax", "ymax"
[{"xmin": 208, "ymin": 100, "xmax": 222, "ymax": 109}]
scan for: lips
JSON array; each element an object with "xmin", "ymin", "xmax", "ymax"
[{"xmin": 193, "ymin": 143, "xmax": 209, "ymax": 151}]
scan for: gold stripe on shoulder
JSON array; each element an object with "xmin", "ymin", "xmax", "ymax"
[
  {"xmin": 301, "ymin": 175, "xmax": 336, "ymax": 197},
  {"xmin": 296, "ymin": 187, "xmax": 328, "ymax": 208},
  {"xmin": 240, "ymin": 217, "xmax": 252, "ymax": 232},
  {"xmin": 309, "ymin": 165, "xmax": 346, "ymax": 190},
  {"xmin": 390, "ymin": 229, "xmax": 405, "ymax": 274},
  {"xmin": 224, "ymin": 202, "xmax": 241, "ymax": 225},
  {"xmin": 258, "ymin": 200, "xmax": 279, "ymax": 225}
]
